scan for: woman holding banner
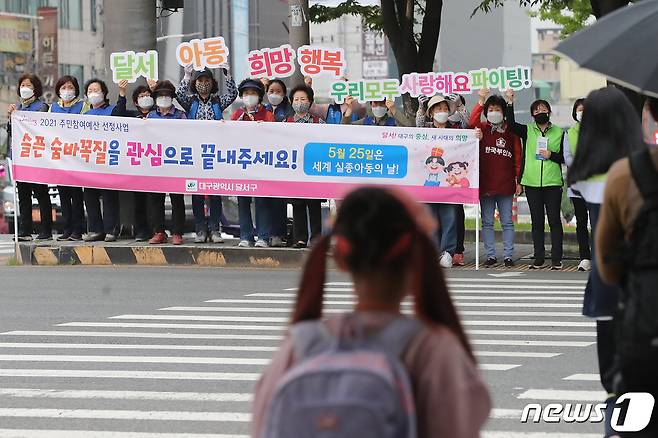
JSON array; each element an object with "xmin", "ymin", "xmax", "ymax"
[
  {"xmin": 50, "ymin": 75, "xmax": 86, "ymax": 241},
  {"xmin": 147, "ymin": 80, "xmax": 188, "ymax": 246},
  {"xmin": 80, "ymin": 78, "xmax": 125, "ymax": 243},
  {"xmin": 284, "ymin": 84, "xmax": 325, "ymax": 249},
  {"xmin": 176, "ymin": 63, "xmax": 237, "ymax": 245},
  {"xmin": 6, "ymin": 73, "xmax": 53, "ymax": 242},
  {"xmin": 231, "ymin": 78, "xmax": 275, "ymax": 248}
]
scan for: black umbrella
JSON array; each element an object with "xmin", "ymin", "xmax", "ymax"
[{"xmin": 553, "ymin": 0, "xmax": 658, "ymax": 98}]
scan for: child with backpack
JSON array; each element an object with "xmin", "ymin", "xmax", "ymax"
[
  {"xmin": 596, "ymin": 96, "xmax": 658, "ymax": 437},
  {"xmin": 251, "ymin": 187, "xmax": 491, "ymax": 438}
]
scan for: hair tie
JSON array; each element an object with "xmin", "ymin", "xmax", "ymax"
[{"xmin": 382, "ymin": 232, "xmax": 414, "ymax": 264}]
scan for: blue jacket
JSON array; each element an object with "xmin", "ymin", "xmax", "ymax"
[
  {"xmin": 50, "ymin": 99, "xmax": 85, "ymax": 114},
  {"xmin": 326, "ymin": 103, "xmax": 358, "ymax": 125},
  {"xmin": 187, "ymin": 99, "xmax": 223, "ymax": 120},
  {"xmin": 6, "ymin": 99, "xmax": 49, "ymax": 159},
  {"xmin": 264, "ymin": 102, "xmax": 293, "ymax": 122},
  {"xmin": 84, "ymin": 103, "xmax": 117, "ymax": 116},
  {"xmin": 147, "ymin": 107, "xmax": 187, "ymax": 119},
  {"xmin": 363, "ymin": 115, "xmax": 397, "ymax": 126}
]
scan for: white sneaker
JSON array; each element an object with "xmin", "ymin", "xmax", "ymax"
[
  {"xmin": 254, "ymin": 239, "xmax": 269, "ymax": 248},
  {"xmin": 210, "ymin": 231, "xmax": 224, "ymax": 244},
  {"xmin": 270, "ymin": 236, "xmax": 285, "ymax": 247},
  {"xmin": 578, "ymin": 259, "xmax": 591, "ymax": 272},
  {"xmin": 238, "ymin": 240, "xmax": 251, "ymax": 248},
  {"xmin": 439, "ymin": 252, "xmax": 453, "ymax": 268}
]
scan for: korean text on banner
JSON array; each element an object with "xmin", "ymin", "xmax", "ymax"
[
  {"xmin": 330, "ymin": 79, "xmax": 401, "ymax": 103},
  {"xmin": 247, "ymin": 44, "xmax": 296, "ymax": 79},
  {"xmin": 296, "ymin": 46, "xmax": 346, "ymax": 78},
  {"xmin": 176, "ymin": 36, "xmax": 229, "ymax": 71},
  {"xmin": 10, "ymin": 111, "xmax": 480, "ymax": 204},
  {"xmin": 110, "ymin": 50, "xmax": 159, "ymax": 83}
]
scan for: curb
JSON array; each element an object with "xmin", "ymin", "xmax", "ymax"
[
  {"xmin": 465, "ymin": 230, "xmax": 580, "ymax": 245},
  {"xmin": 19, "ymin": 243, "xmax": 308, "ymax": 268}
]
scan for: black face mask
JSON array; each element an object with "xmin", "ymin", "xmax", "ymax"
[{"xmin": 533, "ymin": 112, "xmax": 550, "ymax": 125}]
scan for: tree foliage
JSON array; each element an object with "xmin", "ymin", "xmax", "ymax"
[
  {"xmin": 529, "ymin": 0, "xmax": 593, "ymax": 37},
  {"xmin": 309, "ymin": 0, "xmax": 383, "ymax": 31},
  {"xmin": 472, "ymin": 0, "xmax": 637, "ymax": 19}
]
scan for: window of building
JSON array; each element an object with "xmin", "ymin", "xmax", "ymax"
[
  {"xmin": 90, "ymin": 0, "xmax": 96, "ymax": 32},
  {"xmin": 59, "ymin": 0, "xmax": 82, "ymax": 30},
  {"xmin": 60, "ymin": 64, "xmax": 84, "ymax": 85}
]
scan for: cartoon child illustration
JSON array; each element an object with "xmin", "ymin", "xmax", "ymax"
[
  {"xmin": 445, "ymin": 161, "xmax": 470, "ymax": 188},
  {"xmin": 424, "ymin": 147, "xmax": 445, "ymax": 187}
]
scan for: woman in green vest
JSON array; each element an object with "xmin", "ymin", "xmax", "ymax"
[
  {"xmin": 563, "ymin": 98, "xmax": 592, "ymax": 272},
  {"xmin": 504, "ymin": 90, "xmax": 565, "ymax": 270}
]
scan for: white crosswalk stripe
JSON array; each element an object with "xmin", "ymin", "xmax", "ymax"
[{"xmin": 0, "ymin": 276, "xmax": 599, "ymax": 436}]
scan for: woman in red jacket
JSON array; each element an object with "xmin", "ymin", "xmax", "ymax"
[{"xmin": 469, "ymin": 88, "xmax": 522, "ymax": 268}]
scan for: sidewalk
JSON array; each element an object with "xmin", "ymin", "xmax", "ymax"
[{"xmin": 8, "ymin": 234, "xmax": 585, "ymax": 270}]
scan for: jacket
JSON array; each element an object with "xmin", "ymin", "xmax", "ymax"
[{"xmin": 231, "ymin": 105, "xmax": 276, "ymax": 122}]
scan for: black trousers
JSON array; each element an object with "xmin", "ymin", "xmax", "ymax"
[
  {"xmin": 133, "ymin": 191, "xmax": 151, "ymax": 238},
  {"xmin": 84, "ymin": 188, "xmax": 120, "ymax": 235},
  {"xmin": 571, "ymin": 196, "xmax": 591, "ymax": 260},
  {"xmin": 292, "ymin": 199, "xmax": 322, "ymax": 244},
  {"xmin": 58, "ymin": 186, "xmax": 85, "ymax": 236},
  {"xmin": 456, "ymin": 204, "xmax": 465, "ymax": 254},
  {"xmin": 525, "ymin": 186, "xmax": 563, "ymax": 263},
  {"xmin": 149, "ymin": 193, "xmax": 185, "ymax": 236},
  {"xmin": 17, "ymin": 182, "xmax": 52, "ymax": 236}
]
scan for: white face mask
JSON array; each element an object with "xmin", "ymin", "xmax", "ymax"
[
  {"xmin": 87, "ymin": 92, "xmax": 104, "ymax": 106},
  {"xmin": 268, "ymin": 93, "xmax": 284, "ymax": 106},
  {"xmin": 243, "ymin": 95, "xmax": 259, "ymax": 109},
  {"xmin": 448, "ymin": 113, "xmax": 462, "ymax": 123},
  {"xmin": 487, "ymin": 111, "xmax": 504, "ymax": 125},
  {"xmin": 433, "ymin": 111, "xmax": 450, "ymax": 124},
  {"xmin": 137, "ymin": 96, "xmax": 154, "ymax": 109},
  {"xmin": 371, "ymin": 106, "xmax": 388, "ymax": 118},
  {"xmin": 576, "ymin": 111, "xmax": 583, "ymax": 122},
  {"xmin": 60, "ymin": 89, "xmax": 76, "ymax": 102},
  {"xmin": 19, "ymin": 87, "xmax": 34, "ymax": 99},
  {"xmin": 156, "ymin": 96, "xmax": 173, "ymax": 109}
]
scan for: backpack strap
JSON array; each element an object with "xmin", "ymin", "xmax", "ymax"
[
  {"xmin": 369, "ymin": 316, "xmax": 423, "ymax": 358},
  {"xmin": 290, "ymin": 320, "xmax": 333, "ymax": 362},
  {"xmin": 629, "ymin": 147, "xmax": 658, "ymax": 200}
]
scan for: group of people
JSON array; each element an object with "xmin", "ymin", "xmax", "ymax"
[{"xmin": 0, "ymin": 66, "xmax": 633, "ymax": 275}]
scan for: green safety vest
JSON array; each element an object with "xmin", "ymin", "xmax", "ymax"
[
  {"xmin": 568, "ymin": 123, "xmax": 580, "ymax": 156},
  {"xmin": 521, "ymin": 123, "xmax": 565, "ymax": 188}
]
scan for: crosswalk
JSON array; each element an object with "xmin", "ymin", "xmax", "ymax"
[
  {"xmin": 0, "ymin": 240, "xmax": 14, "ymax": 256},
  {"xmin": 0, "ymin": 275, "xmax": 608, "ymax": 436}
]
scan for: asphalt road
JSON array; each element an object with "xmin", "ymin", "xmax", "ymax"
[{"xmin": 0, "ymin": 266, "xmax": 606, "ymax": 437}]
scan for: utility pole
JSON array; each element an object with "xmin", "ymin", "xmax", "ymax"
[
  {"xmin": 288, "ymin": 0, "xmax": 310, "ymax": 86},
  {"xmin": 102, "ymin": 0, "xmax": 157, "ymax": 235}
]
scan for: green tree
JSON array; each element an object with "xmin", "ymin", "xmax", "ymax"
[
  {"xmin": 310, "ymin": 0, "xmax": 442, "ymax": 113},
  {"xmin": 530, "ymin": 0, "xmax": 593, "ymax": 38}
]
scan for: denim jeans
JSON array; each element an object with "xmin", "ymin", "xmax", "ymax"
[
  {"xmin": 192, "ymin": 195, "xmax": 222, "ymax": 233},
  {"xmin": 429, "ymin": 203, "xmax": 457, "ymax": 255},
  {"xmin": 480, "ymin": 195, "xmax": 514, "ymax": 259},
  {"xmin": 238, "ymin": 197, "xmax": 269, "ymax": 242},
  {"xmin": 263, "ymin": 198, "xmax": 287, "ymax": 238}
]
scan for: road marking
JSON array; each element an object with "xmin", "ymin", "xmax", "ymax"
[
  {"xmin": 326, "ymin": 279, "xmax": 588, "ymax": 285},
  {"xmin": 0, "ymin": 388, "xmax": 253, "ymax": 402},
  {"xmin": 563, "ymin": 373, "xmax": 600, "ymax": 381},
  {"xmin": 57, "ymin": 322, "xmax": 287, "ymax": 330},
  {"xmin": 0, "ymin": 369, "xmax": 262, "ymax": 381},
  {"xmin": 483, "ymin": 433, "xmax": 600, "ymax": 438},
  {"xmin": 0, "ymin": 354, "xmax": 269, "ymax": 365},
  {"xmin": 488, "ymin": 408, "xmax": 523, "ymax": 419},
  {"xmin": 517, "ymin": 389, "xmax": 607, "ymax": 401},
  {"xmin": 1, "ymin": 331, "xmax": 284, "ymax": 340},
  {"xmin": 488, "ymin": 272, "xmax": 524, "ymax": 277},
  {"xmin": 249, "ymin": 290, "xmax": 584, "ymax": 297},
  {"xmin": 0, "ymin": 408, "xmax": 251, "ymax": 422},
  {"xmin": 107, "ymin": 315, "xmax": 595, "ymax": 327},
  {"xmin": 0, "ymin": 432, "xmax": 239, "ymax": 438},
  {"xmin": 475, "ymin": 351, "xmax": 560, "ymax": 358},
  {"xmin": 478, "ymin": 364, "xmax": 521, "ymax": 371},
  {"xmin": 471, "ymin": 340, "xmax": 594, "ymax": 347},
  {"xmin": 166, "ymin": 301, "xmax": 583, "ymax": 309},
  {"xmin": 467, "ymin": 330, "xmax": 595, "ymax": 337},
  {"xmin": 0, "ymin": 342, "xmax": 278, "ymax": 352}
]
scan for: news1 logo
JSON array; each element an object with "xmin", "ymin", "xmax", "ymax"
[
  {"xmin": 185, "ymin": 180, "xmax": 198, "ymax": 192},
  {"xmin": 521, "ymin": 392, "xmax": 655, "ymax": 432}
]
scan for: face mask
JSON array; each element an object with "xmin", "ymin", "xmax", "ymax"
[
  {"xmin": 268, "ymin": 93, "xmax": 284, "ymax": 106},
  {"xmin": 87, "ymin": 92, "xmax": 104, "ymax": 106},
  {"xmin": 433, "ymin": 111, "xmax": 449, "ymax": 124},
  {"xmin": 487, "ymin": 111, "xmax": 504, "ymax": 125},
  {"xmin": 137, "ymin": 96, "xmax": 154, "ymax": 109},
  {"xmin": 156, "ymin": 96, "xmax": 173, "ymax": 109},
  {"xmin": 533, "ymin": 112, "xmax": 550, "ymax": 125},
  {"xmin": 576, "ymin": 111, "xmax": 583, "ymax": 122},
  {"xmin": 60, "ymin": 89, "xmax": 76, "ymax": 102},
  {"xmin": 448, "ymin": 113, "xmax": 461, "ymax": 123},
  {"xmin": 19, "ymin": 87, "xmax": 34, "ymax": 99},
  {"xmin": 196, "ymin": 81, "xmax": 212, "ymax": 95},
  {"xmin": 293, "ymin": 102, "xmax": 311, "ymax": 114},
  {"xmin": 371, "ymin": 106, "xmax": 388, "ymax": 118},
  {"xmin": 243, "ymin": 95, "xmax": 259, "ymax": 108}
]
